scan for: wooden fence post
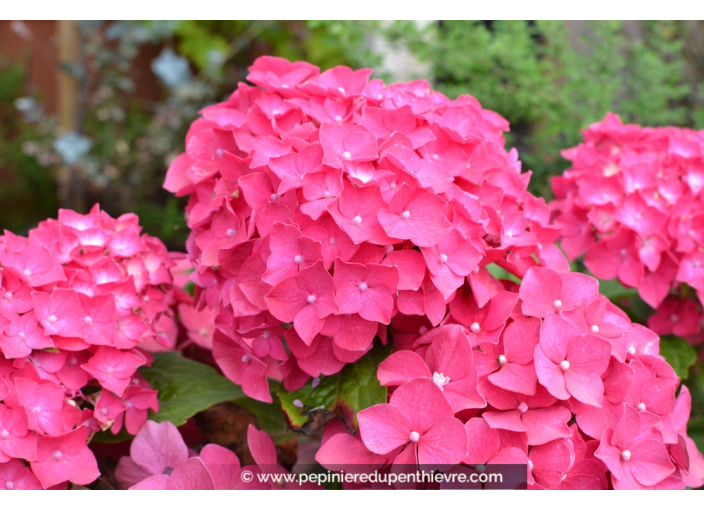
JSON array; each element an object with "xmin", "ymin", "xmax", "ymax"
[{"xmin": 56, "ymin": 20, "xmax": 85, "ymax": 212}]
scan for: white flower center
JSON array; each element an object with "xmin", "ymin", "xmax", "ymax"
[
  {"xmin": 432, "ymin": 371, "xmax": 450, "ymax": 390},
  {"xmin": 358, "ymin": 282, "xmax": 368, "ymax": 292},
  {"xmin": 352, "ymin": 215, "xmax": 362, "ymax": 225},
  {"xmin": 241, "ymin": 355, "xmax": 251, "ymax": 363},
  {"xmin": 497, "ymin": 354, "xmax": 507, "ymax": 366},
  {"xmin": 306, "ymin": 294, "xmax": 317, "ymax": 304},
  {"xmin": 342, "ymin": 151, "xmax": 352, "ymax": 160},
  {"xmin": 637, "ymin": 403, "xmax": 646, "ymax": 412},
  {"xmin": 401, "ymin": 210, "xmax": 411, "ymax": 219},
  {"xmin": 621, "ymin": 450, "xmax": 631, "ymax": 461},
  {"xmin": 560, "ymin": 360, "xmax": 570, "ymax": 371},
  {"xmin": 438, "ymin": 254, "xmax": 448, "ymax": 264},
  {"xmin": 48, "ymin": 315, "xmax": 57, "ymax": 323},
  {"xmin": 409, "ymin": 431, "xmax": 420, "ymax": 443},
  {"xmin": 590, "ymin": 324, "xmax": 600, "ymax": 333},
  {"xmin": 294, "ymin": 255, "xmax": 304, "ymax": 264},
  {"xmin": 23, "ymin": 269, "xmax": 32, "ymax": 276},
  {"xmin": 517, "ymin": 402, "xmax": 529, "ymax": 413},
  {"xmin": 470, "ymin": 322, "xmax": 481, "ymax": 334},
  {"xmin": 553, "ymin": 299, "xmax": 563, "ymax": 309}
]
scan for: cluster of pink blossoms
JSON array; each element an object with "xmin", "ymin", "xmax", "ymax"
[
  {"xmin": 115, "ymin": 420, "xmax": 316, "ymax": 490},
  {"xmin": 164, "ymin": 56, "xmax": 569, "ymax": 401},
  {"xmin": 164, "ymin": 58, "xmax": 704, "ymax": 490},
  {"xmin": 551, "ymin": 113, "xmax": 704, "ymax": 338},
  {"xmin": 315, "ymin": 266, "xmax": 704, "ymax": 489},
  {"xmin": 0, "ymin": 205, "xmax": 182, "ymax": 489}
]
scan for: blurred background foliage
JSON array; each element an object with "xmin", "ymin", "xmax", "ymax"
[{"xmin": 2, "ymin": 20, "xmax": 704, "ymax": 239}]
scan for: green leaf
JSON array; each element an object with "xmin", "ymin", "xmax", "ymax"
[
  {"xmin": 91, "ymin": 426, "xmax": 135, "ymax": 444},
  {"xmin": 278, "ymin": 342, "xmax": 390, "ymax": 432},
  {"xmin": 235, "ymin": 392, "xmax": 290, "ymax": 438},
  {"xmin": 139, "ymin": 352, "xmax": 245, "ymax": 427},
  {"xmin": 485, "ymin": 263, "xmax": 520, "ymax": 284},
  {"xmin": 659, "ymin": 336, "xmax": 697, "ymax": 380},
  {"xmin": 598, "ymin": 278, "xmax": 638, "ymax": 301}
]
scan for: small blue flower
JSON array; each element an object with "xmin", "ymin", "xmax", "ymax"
[
  {"xmin": 53, "ymin": 132, "xmax": 92, "ymax": 165},
  {"xmin": 151, "ymin": 48, "xmax": 191, "ymax": 89}
]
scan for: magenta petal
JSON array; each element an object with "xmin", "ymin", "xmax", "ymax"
[
  {"xmin": 129, "ymin": 474, "xmax": 169, "ymax": 490},
  {"xmin": 293, "ymin": 305, "xmax": 325, "ymax": 345},
  {"xmin": 130, "ymin": 420, "xmax": 188, "ymax": 476},
  {"xmin": 629, "ymin": 439, "xmax": 676, "ymax": 486},
  {"xmin": 377, "ymin": 351, "xmax": 431, "ymax": 386},
  {"xmin": 115, "ymin": 456, "xmax": 152, "ymax": 489},
  {"xmin": 566, "ymin": 334, "xmax": 610, "ymax": 375},
  {"xmin": 564, "ymin": 370, "xmax": 605, "ymax": 407},
  {"xmin": 502, "ymin": 318, "xmax": 540, "ymax": 364},
  {"xmin": 418, "ymin": 417, "xmax": 467, "ymax": 465},
  {"xmin": 247, "ymin": 424, "xmax": 278, "ymax": 466},
  {"xmin": 463, "ymin": 418, "xmax": 500, "ymax": 464},
  {"xmin": 390, "ymin": 378, "xmax": 455, "ymax": 432},
  {"xmin": 529, "ymin": 439, "xmax": 574, "ymax": 489},
  {"xmin": 424, "ymin": 324, "xmax": 473, "ymax": 380},
  {"xmin": 539, "ymin": 313, "xmax": 577, "ymax": 363},
  {"xmin": 482, "ymin": 410, "xmax": 525, "ymax": 433},
  {"xmin": 166, "ymin": 458, "xmax": 216, "ymax": 490},
  {"xmin": 488, "ymin": 362, "xmax": 537, "ymax": 395},
  {"xmin": 444, "ymin": 370, "xmax": 486, "ymax": 412},
  {"xmin": 358, "ymin": 404, "xmax": 410, "ymax": 455},
  {"xmin": 519, "ymin": 267, "xmax": 561, "ymax": 318},
  {"xmin": 521, "ymin": 407, "xmax": 572, "ymax": 446},
  {"xmin": 316, "ymin": 431, "xmax": 389, "ymax": 467},
  {"xmin": 199, "ymin": 444, "xmax": 241, "ymax": 490},
  {"xmin": 534, "ymin": 347, "xmax": 569, "ymax": 400}
]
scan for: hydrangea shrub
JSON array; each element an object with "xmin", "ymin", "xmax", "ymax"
[
  {"xmin": 3, "ymin": 57, "xmax": 703, "ymax": 491},
  {"xmin": 161, "ymin": 58, "xmax": 704, "ymax": 490}
]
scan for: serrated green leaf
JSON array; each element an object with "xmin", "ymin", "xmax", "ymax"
[
  {"xmin": 139, "ymin": 352, "xmax": 245, "ymax": 427},
  {"xmin": 659, "ymin": 336, "xmax": 697, "ymax": 380},
  {"xmin": 278, "ymin": 342, "xmax": 390, "ymax": 430}
]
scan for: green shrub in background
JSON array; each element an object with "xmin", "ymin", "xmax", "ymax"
[
  {"xmin": 386, "ymin": 20, "xmax": 703, "ymax": 197},
  {"xmin": 0, "ymin": 63, "xmax": 58, "ymax": 234}
]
